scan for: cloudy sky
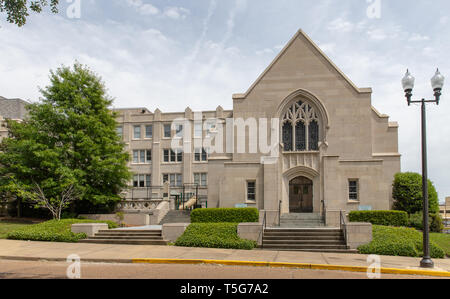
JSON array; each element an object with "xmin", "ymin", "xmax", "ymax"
[{"xmin": 0, "ymin": 0, "xmax": 449, "ymax": 203}]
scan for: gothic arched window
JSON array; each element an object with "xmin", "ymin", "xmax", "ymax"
[
  {"xmin": 282, "ymin": 100, "xmax": 320, "ymax": 152},
  {"xmin": 282, "ymin": 122, "xmax": 293, "ymax": 151},
  {"xmin": 309, "ymin": 120, "xmax": 319, "ymax": 151},
  {"xmin": 295, "ymin": 121, "xmax": 306, "ymax": 151}
]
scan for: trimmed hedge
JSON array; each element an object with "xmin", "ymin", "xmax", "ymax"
[
  {"xmin": 409, "ymin": 212, "xmax": 444, "ymax": 233},
  {"xmin": 7, "ymin": 219, "xmax": 118, "ymax": 243},
  {"xmin": 393, "ymin": 172, "xmax": 440, "ymax": 214},
  {"xmin": 191, "ymin": 208, "xmax": 259, "ymax": 223},
  {"xmin": 349, "ymin": 210, "xmax": 408, "ymax": 227},
  {"xmin": 174, "ymin": 223, "xmax": 257, "ymax": 250},
  {"xmin": 358, "ymin": 225, "xmax": 445, "ymax": 258}
]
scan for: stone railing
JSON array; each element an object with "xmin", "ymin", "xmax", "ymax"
[{"xmin": 116, "ymin": 200, "xmax": 163, "ymax": 213}]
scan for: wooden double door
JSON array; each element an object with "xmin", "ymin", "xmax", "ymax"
[{"xmin": 289, "ymin": 176, "xmax": 313, "ymax": 213}]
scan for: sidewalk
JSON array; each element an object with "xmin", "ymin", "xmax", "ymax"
[{"xmin": 0, "ymin": 240, "xmax": 449, "ymax": 276}]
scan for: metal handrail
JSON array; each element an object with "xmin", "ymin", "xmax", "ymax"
[
  {"xmin": 321, "ymin": 200, "xmax": 326, "ymax": 222},
  {"xmin": 278, "ymin": 200, "xmax": 282, "ymax": 227},
  {"xmin": 340, "ymin": 210, "xmax": 347, "ymax": 244},
  {"xmin": 260, "ymin": 211, "xmax": 267, "ymax": 249}
]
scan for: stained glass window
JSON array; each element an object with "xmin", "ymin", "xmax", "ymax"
[
  {"xmin": 282, "ymin": 100, "xmax": 320, "ymax": 152},
  {"xmin": 309, "ymin": 120, "xmax": 319, "ymax": 151},
  {"xmin": 295, "ymin": 121, "xmax": 306, "ymax": 151},
  {"xmin": 282, "ymin": 122, "xmax": 293, "ymax": 151}
]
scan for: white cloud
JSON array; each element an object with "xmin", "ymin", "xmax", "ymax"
[
  {"xmin": 408, "ymin": 33, "xmax": 430, "ymax": 42},
  {"xmin": 139, "ymin": 4, "xmax": 160, "ymax": 15},
  {"xmin": 256, "ymin": 48, "xmax": 274, "ymax": 55},
  {"xmin": 164, "ymin": 7, "xmax": 190, "ymax": 20}
]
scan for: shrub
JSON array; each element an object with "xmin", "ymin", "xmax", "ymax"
[
  {"xmin": 175, "ymin": 223, "xmax": 257, "ymax": 250},
  {"xmin": 358, "ymin": 225, "xmax": 445, "ymax": 258},
  {"xmin": 191, "ymin": 208, "xmax": 259, "ymax": 223},
  {"xmin": 392, "ymin": 172, "xmax": 439, "ymax": 215},
  {"xmin": 409, "ymin": 212, "xmax": 444, "ymax": 233},
  {"xmin": 349, "ymin": 210, "xmax": 408, "ymax": 227},
  {"xmin": 7, "ymin": 219, "xmax": 117, "ymax": 243}
]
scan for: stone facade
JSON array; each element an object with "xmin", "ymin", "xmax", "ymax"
[
  {"xmin": 0, "ymin": 97, "xmax": 29, "ymax": 142},
  {"xmin": 117, "ymin": 30, "xmax": 401, "ymax": 216}
]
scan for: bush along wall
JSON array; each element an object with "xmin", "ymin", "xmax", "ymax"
[
  {"xmin": 174, "ymin": 223, "xmax": 257, "ymax": 250},
  {"xmin": 190, "ymin": 208, "xmax": 259, "ymax": 223},
  {"xmin": 357, "ymin": 225, "xmax": 445, "ymax": 258},
  {"xmin": 349, "ymin": 210, "xmax": 409, "ymax": 227}
]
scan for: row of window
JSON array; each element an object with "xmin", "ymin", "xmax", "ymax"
[
  {"xmin": 132, "ymin": 148, "xmax": 209, "ymax": 164},
  {"xmin": 133, "ymin": 173, "xmax": 208, "ymax": 188},
  {"xmin": 118, "ymin": 121, "xmax": 217, "ymax": 140}
]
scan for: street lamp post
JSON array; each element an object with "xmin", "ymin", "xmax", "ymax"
[{"xmin": 402, "ymin": 69, "xmax": 445, "ymax": 269}]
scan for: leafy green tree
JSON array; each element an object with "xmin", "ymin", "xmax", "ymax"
[
  {"xmin": 0, "ymin": 0, "xmax": 59, "ymax": 26},
  {"xmin": 392, "ymin": 172, "xmax": 439, "ymax": 215},
  {"xmin": 0, "ymin": 63, "xmax": 131, "ymax": 218}
]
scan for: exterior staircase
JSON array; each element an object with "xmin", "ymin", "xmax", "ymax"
[
  {"xmin": 280, "ymin": 213, "xmax": 325, "ymax": 228},
  {"xmin": 262, "ymin": 228, "xmax": 355, "ymax": 253},
  {"xmin": 79, "ymin": 229, "xmax": 167, "ymax": 245},
  {"xmin": 159, "ymin": 210, "xmax": 191, "ymax": 225}
]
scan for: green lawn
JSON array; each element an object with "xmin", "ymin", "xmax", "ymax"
[
  {"xmin": 0, "ymin": 222, "xmax": 32, "ymax": 239},
  {"xmin": 430, "ymin": 233, "xmax": 450, "ymax": 257}
]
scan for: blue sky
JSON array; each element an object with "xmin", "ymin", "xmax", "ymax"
[{"xmin": 0, "ymin": 0, "xmax": 449, "ymax": 203}]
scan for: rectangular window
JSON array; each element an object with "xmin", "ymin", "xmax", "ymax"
[
  {"xmin": 177, "ymin": 149, "xmax": 183, "ymax": 162},
  {"xmin": 145, "ymin": 125, "xmax": 153, "ymax": 138},
  {"xmin": 194, "ymin": 148, "xmax": 208, "ymax": 162},
  {"xmin": 202, "ymin": 148, "xmax": 208, "ymax": 161},
  {"xmin": 194, "ymin": 123, "xmax": 202, "ymax": 138},
  {"xmin": 146, "ymin": 175, "xmax": 151, "ymax": 187},
  {"xmin": 163, "ymin": 174, "xmax": 182, "ymax": 187},
  {"xmin": 117, "ymin": 126, "xmax": 123, "ymax": 137},
  {"xmin": 247, "ymin": 181, "xmax": 256, "ymax": 202},
  {"xmin": 195, "ymin": 173, "xmax": 208, "ymax": 187},
  {"xmin": 133, "ymin": 125, "xmax": 141, "ymax": 139},
  {"xmin": 133, "ymin": 175, "xmax": 139, "ymax": 187},
  {"xmin": 133, "ymin": 150, "xmax": 139, "ymax": 163},
  {"xmin": 163, "ymin": 150, "xmax": 169, "ymax": 162},
  {"xmin": 133, "ymin": 150, "xmax": 151, "ymax": 164},
  {"xmin": 175, "ymin": 124, "xmax": 183, "ymax": 138},
  {"xmin": 163, "ymin": 124, "xmax": 171, "ymax": 138},
  {"xmin": 146, "ymin": 150, "xmax": 152, "ymax": 163},
  {"xmin": 140, "ymin": 150, "xmax": 145, "ymax": 164},
  {"xmin": 170, "ymin": 150, "xmax": 176, "ymax": 162},
  {"xmin": 349, "ymin": 180, "xmax": 359, "ymax": 201},
  {"xmin": 139, "ymin": 175, "xmax": 145, "ymax": 188}
]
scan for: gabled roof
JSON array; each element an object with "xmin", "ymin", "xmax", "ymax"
[{"xmin": 232, "ymin": 29, "xmax": 372, "ymax": 100}]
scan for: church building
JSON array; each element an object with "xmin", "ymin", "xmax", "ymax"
[{"xmin": 115, "ymin": 29, "xmax": 401, "ymax": 219}]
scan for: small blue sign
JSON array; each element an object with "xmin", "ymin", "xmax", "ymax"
[
  {"xmin": 359, "ymin": 205, "xmax": 372, "ymax": 211},
  {"xmin": 235, "ymin": 204, "xmax": 248, "ymax": 208}
]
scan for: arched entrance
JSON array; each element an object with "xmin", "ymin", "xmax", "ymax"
[{"xmin": 289, "ymin": 176, "xmax": 313, "ymax": 213}]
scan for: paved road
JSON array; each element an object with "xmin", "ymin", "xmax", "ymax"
[{"xmin": 0, "ymin": 260, "xmax": 442, "ymax": 279}]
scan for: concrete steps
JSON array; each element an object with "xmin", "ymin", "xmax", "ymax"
[
  {"xmin": 279, "ymin": 213, "xmax": 325, "ymax": 228},
  {"xmin": 159, "ymin": 210, "xmax": 191, "ymax": 225},
  {"xmin": 79, "ymin": 229, "xmax": 167, "ymax": 245},
  {"xmin": 262, "ymin": 228, "xmax": 355, "ymax": 253}
]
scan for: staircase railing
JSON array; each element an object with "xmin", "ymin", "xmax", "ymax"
[
  {"xmin": 340, "ymin": 210, "xmax": 347, "ymax": 244},
  {"xmin": 260, "ymin": 211, "xmax": 267, "ymax": 249},
  {"xmin": 321, "ymin": 200, "xmax": 326, "ymax": 223},
  {"xmin": 278, "ymin": 200, "xmax": 282, "ymax": 227}
]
